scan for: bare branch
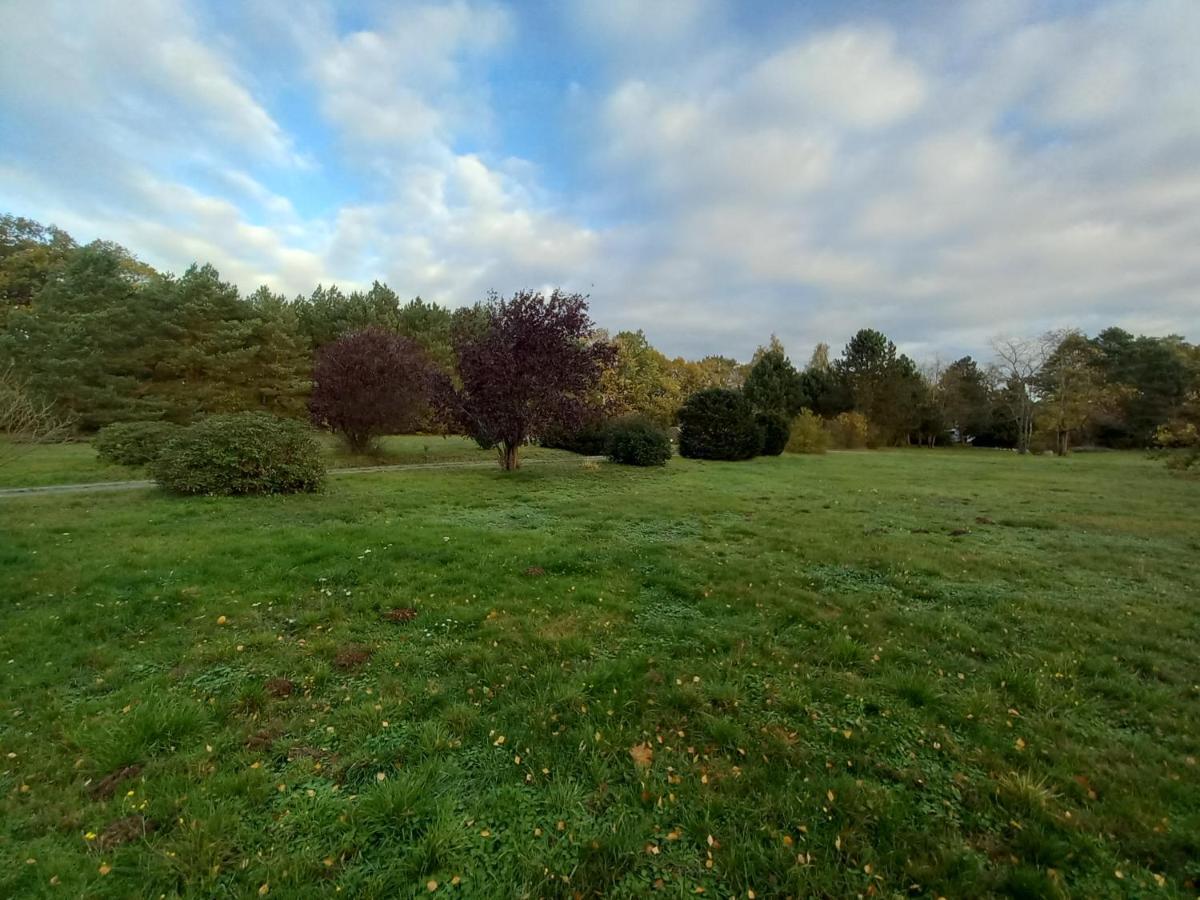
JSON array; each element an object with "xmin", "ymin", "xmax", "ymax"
[{"xmin": 0, "ymin": 364, "xmax": 72, "ymax": 467}]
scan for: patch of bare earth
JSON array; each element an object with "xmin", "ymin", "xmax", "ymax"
[
  {"xmin": 97, "ymin": 815, "xmax": 156, "ymax": 850},
  {"xmin": 265, "ymin": 677, "xmax": 295, "ymax": 698},
  {"xmin": 538, "ymin": 615, "xmax": 584, "ymax": 640},
  {"xmin": 88, "ymin": 764, "xmax": 142, "ymax": 800},
  {"xmin": 334, "ymin": 644, "xmax": 373, "ymax": 671},
  {"xmin": 245, "ymin": 726, "xmax": 280, "ymax": 751}
]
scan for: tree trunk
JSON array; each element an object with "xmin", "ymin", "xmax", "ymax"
[
  {"xmin": 1056, "ymin": 429, "xmax": 1070, "ymax": 456},
  {"xmin": 500, "ymin": 441, "xmax": 520, "ymax": 471}
]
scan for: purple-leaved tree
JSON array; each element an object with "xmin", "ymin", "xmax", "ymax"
[
  {"xmin": 309, "ymin": 328, "xmax": 436, "ymax": 452},
  {"xmin": 439, "ymin": 290, "xmax": 615, "ymax": 470}
]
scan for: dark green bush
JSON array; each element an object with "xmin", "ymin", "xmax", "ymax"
[
  {"xmin": 677, "ymin": 389, "xmax": 763, "ymax": 460},
  {"xmin": 756, "ymin": 412, "xmax": 790, "ymax": 456},
  {"xmin": 605, "ymin": 417, "xmax": 672, "ymax": 466},
  {"xmin": 152, "ymin": 413, "xmax": 324, "ymax": 495},
  {"xmin": 94, "ymin": 421, "xmax": 181, "ymax": 466},
  {"xmin": 540, "ymin": 421, "xmax": 610, "ymax": 455}
]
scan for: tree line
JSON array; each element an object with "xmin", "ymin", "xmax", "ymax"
[{"xmin": 2, "ymin": 212, "xmax": 1197, "ymax": 461}]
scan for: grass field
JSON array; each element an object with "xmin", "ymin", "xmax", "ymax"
[
  {"xmin": 1, "ymin": 450, "xmax": 1198, "ymax": 897},
  {"xmin": 0, "ymin": 434, "xmax": 572, "ymax": 489}
]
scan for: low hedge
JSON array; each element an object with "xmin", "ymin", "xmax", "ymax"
[
  {"xmin": 94, "ymin": 421, "xmax": 182, "ymax": 466},
  {"xmin": 605, "ymin": 418, "xmax": 672, "ymax": 466},
  {"xmin": 152, "ymin": 413, "xmax": 325, "ymax": 495},
  {"xmin": 540, "ymin": 421, "xmax": 610, "ymax": 456}
]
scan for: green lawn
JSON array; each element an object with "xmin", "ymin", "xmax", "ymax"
[
  {"xmin": 0, "ymin": 440, "xmax": 138, "ymax": 488},
  {"xmin": 1, "ymin": 451, "xmax": 1197, "ymax": 898},
  {"xmin": 0, "ymin": 434, "xmax": 574, "ymax": 489}
]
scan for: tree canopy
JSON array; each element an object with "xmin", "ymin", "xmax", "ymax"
[
  {"xmin": 310, "ymin": 328, "xmax": 436, "ymax": 452},
  {"xmin": 439, "ymin": 289, "xmax": 616, "ymax": 470},
  {"xmin": 2, "ymin": 211, "xmax": 1196, "ymax": 458},
  {"xmin": 743, "ymin": 336, "xmax": 805, "ymax": 418}
]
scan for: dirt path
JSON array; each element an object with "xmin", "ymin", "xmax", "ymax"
[{"xmin": 0, "ymin": 456, "xmax": 604, "ymax": 499}]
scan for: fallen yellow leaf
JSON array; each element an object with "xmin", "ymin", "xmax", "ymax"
[{"xmin": 630, "ymin": 743, "xmax": 654, "ymax": 770}]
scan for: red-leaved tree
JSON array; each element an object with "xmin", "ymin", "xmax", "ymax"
[
  {"xmin": 310, "ymin": 328, "xmax": 436, "ymax": 452},
  {"xmin": 439, "ymin": 290, "xmax": 615, "ymax": 470}
]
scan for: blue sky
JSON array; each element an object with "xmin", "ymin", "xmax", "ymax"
[{"xmin": 1, "ymin": 0, "xmax": 1197, "ymax": 361}]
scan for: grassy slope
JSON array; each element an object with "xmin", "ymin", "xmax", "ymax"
[
  {"xmin": 1, "ymin": 451, "xmax": 1197, "ymax": 898},
  {"xmin": 0, "ymin": 435, "xmax": 571, "ymax": 489}
]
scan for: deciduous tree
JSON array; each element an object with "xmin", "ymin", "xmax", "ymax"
[
  {"xmin": 310, "ymin": 328, "xmax": 436, "ymax": 452},
  {"xmin": 1037, "ymin": 329, "xmax": 1120, "ymax": 455},
  {"xmin": 440, "ymin": 289, "xmax": 615, "ymax": 470},
  {"xmin": 1091, "ymin": 328, "xmax": 1195, "ymax": 446},
  {"xmin": 1, "ymin": 214, "xmax": 77, "ymax": 319},
  {"xmin": 600, "ymin": 330, "xmax": 679, "ymax": 425},
  {"xmin": 989, "ymin": 335, "xmax": 1049, "ymax": 453}
]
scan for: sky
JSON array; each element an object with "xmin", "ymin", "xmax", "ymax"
[{"xmin": 1, "ymin": 0, "xmax": 1197, "ymax": 362}]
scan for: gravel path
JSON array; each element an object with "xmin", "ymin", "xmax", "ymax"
[{"xmin": 0, "ymin": 456, "xmax": 604, "ymax": 499}]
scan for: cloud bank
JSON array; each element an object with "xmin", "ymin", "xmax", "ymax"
[{"xmin": 1, "ymin": 0, "xmax": 1196, "ymax": 360}]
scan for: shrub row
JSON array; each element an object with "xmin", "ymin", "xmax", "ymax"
[
  {"xmin": 784, "ymin": 409, "xmax": 874, "ymax": 453},
  {"xmin": 542, "ymin": 417, "xmax": 673, "ymax": 467},
  {"xmin": 540, "ymin": 421, "xmax": 610, "ymax": 456},
  {"xmin": 674, "ymin": 390, "xmax": 890, "ymax": 461},
  {"xmin": 675, "ymin": 389, "xmax": 792, "ymax": 460},
  {"xmin": 605, "ymin": 418, "xmax": 673, "ymax": 466},
  {"xmin": 150, "ymin": 413, "xmax": 325, "ymax": 495},
  {"xmin": 94, "ymin": 421, "xmax": 182, "ymax": 466}
]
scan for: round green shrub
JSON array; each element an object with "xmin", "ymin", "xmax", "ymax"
[
  {"xmin": 677, "ymin": 388, "xmax": 763, "ymax": 460},
  {"xmin": 605, "ymin": 417, "xmax": 672, "ymax": 466},
  {"xmin": 756, "ymin": 412, "xmax": 790, "ymax": 456},
  {"xmin": 94, "ymin": 421, "xmax": 182, "ymax": 466},
  {"xmin": 152, "ymin": 413, "xmax": 325, "ymax": 495}
]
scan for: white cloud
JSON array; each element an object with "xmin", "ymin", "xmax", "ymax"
[
  {"xmin": 747, "ymin": 27, "xmax": 926, "ymax": 129},
  {"xmin": 566, "ymin": 0, "xmax": 723, "ymax": 60},
  {"xmin": 0, "ymin": 0, "xmax": 592, "ymax": 309},
  {"xmin": 0, "ymin": 0, "xmax": 299, "ymax": 167},
  {"xmin": 1, "ymin": 0, "xmax": 1197, "ymax": 363},
  {"xmin": 575, "ymin": 1, "xmax": 1200, "ymax": 359},
  {"xmin": 312, "ymin": 1, "xmax": 510, "ymax": 148},
  {"xmin": 319, "ymin": 149, "xmax": 599, "ymax": 300}
]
